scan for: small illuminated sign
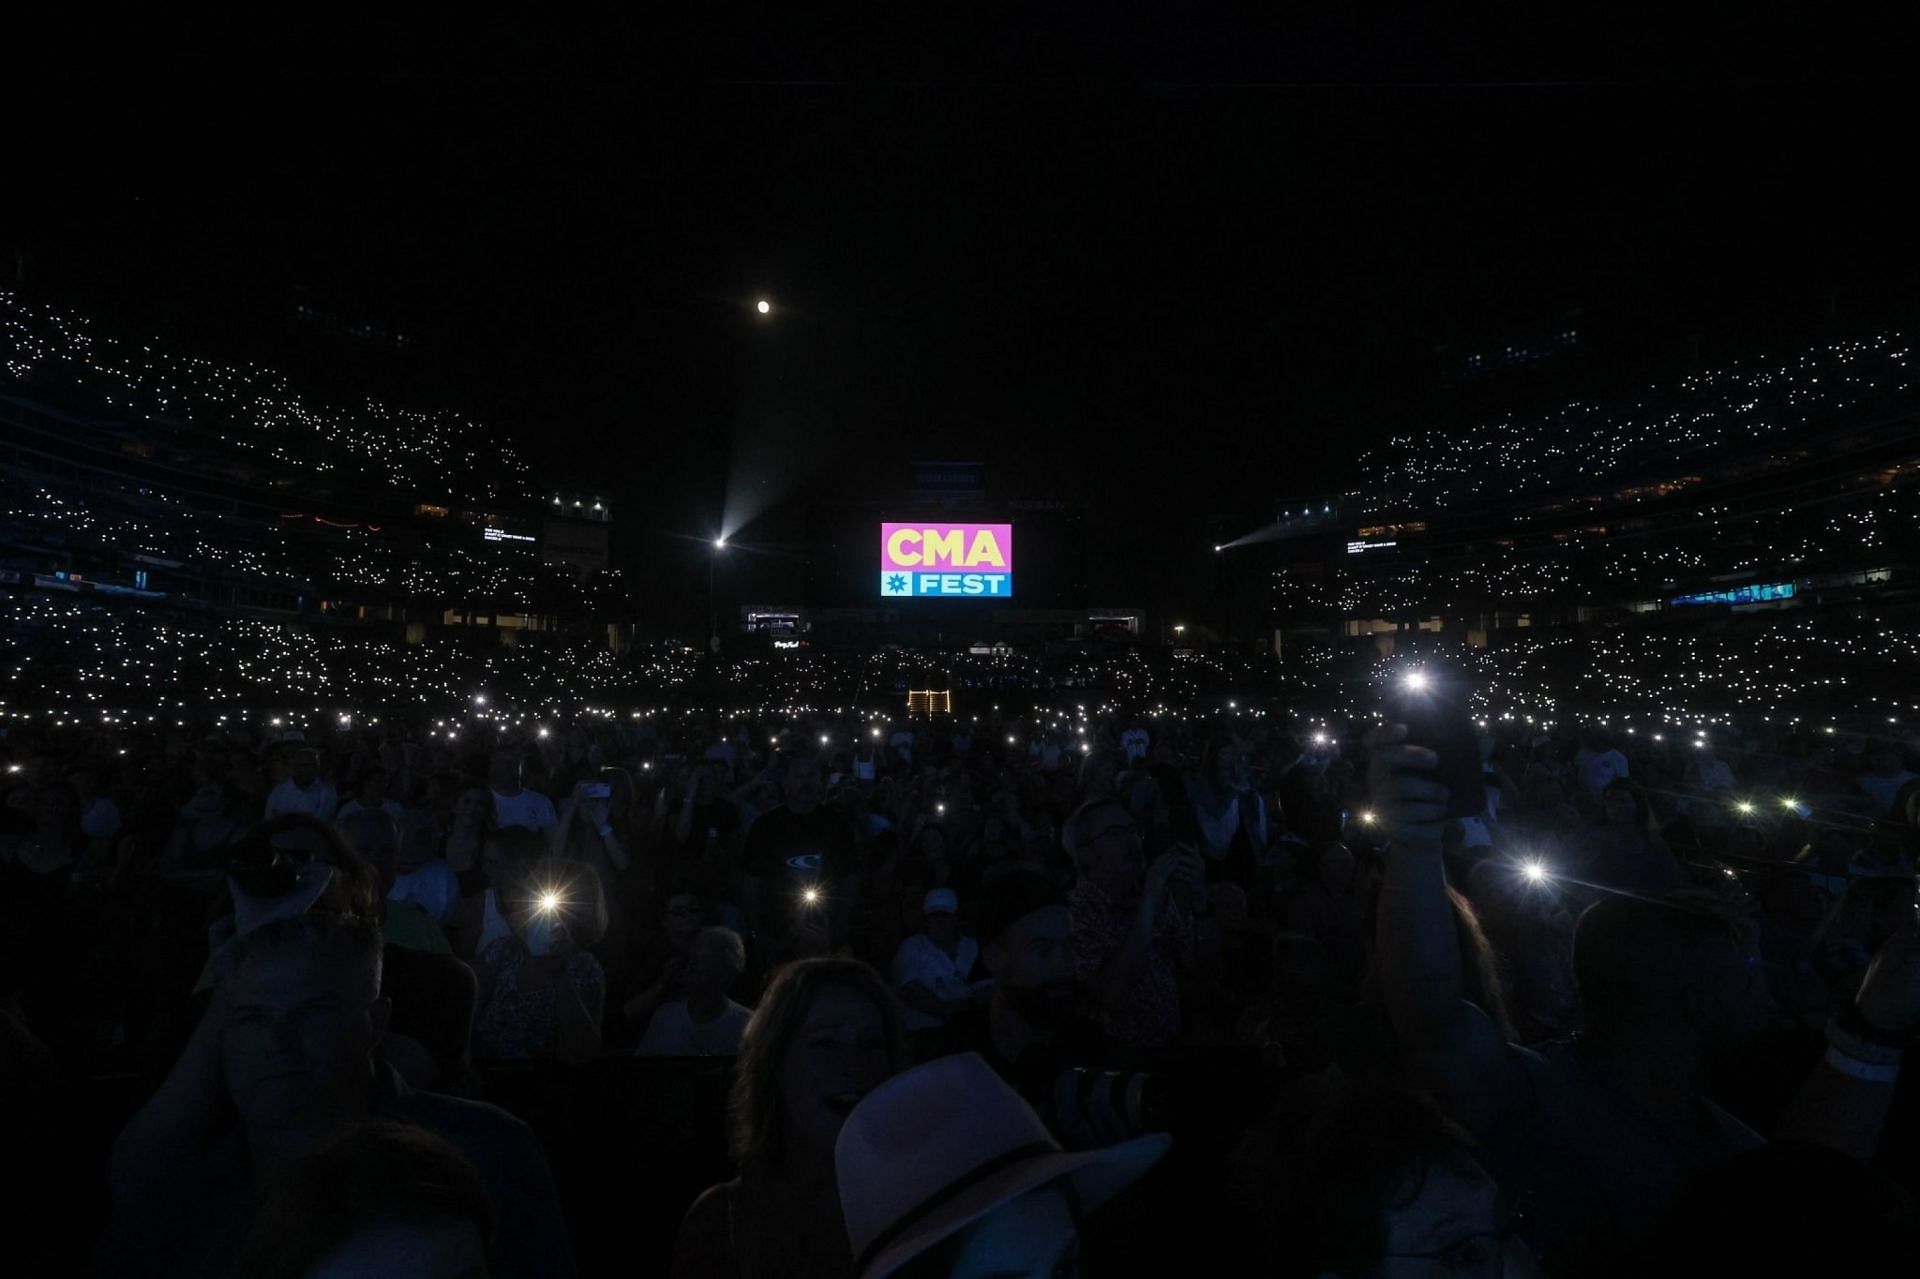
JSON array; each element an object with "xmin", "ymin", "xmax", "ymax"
[
  {"xmin": 1347, "ymin": 539, "xmax": 1397, "ymax": 555},
  {"xmin": 1669, "ymin": 581, "xmax": 1795, "ymax": 607},
  {"xmin": 483, "ymin": 527, "xmax": 535, "ymax": 543}
]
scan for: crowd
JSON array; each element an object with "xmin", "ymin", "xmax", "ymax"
[
  {"xmin": 5, "ymin": 681, "xmax": 1920, "ymax": 1276},
  {"xmin": 1358, "ymin": 334, "xmax": 1914, "ymax": 513}
]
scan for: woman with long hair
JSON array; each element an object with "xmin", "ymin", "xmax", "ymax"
[
  {"xmin": 670, "ymin": 958, "xmax": 908, "ymax": 1279},
  {"xmin": 1187, "ymin": 735, "xmax": 1270, "ymax": 890}
]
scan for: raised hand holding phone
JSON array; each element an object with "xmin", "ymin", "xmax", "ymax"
[
  {"xmin": 1384, "ymin": 668, "xmax": 1484, "ymax": 821},
  {"xmin": 1364, "ymin": 725, "xmax": 1452, "ymax": 851}
]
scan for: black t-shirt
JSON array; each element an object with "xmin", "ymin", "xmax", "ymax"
[
  {"xmin": 740, "ymin": 804, "xmax": 858, "ymax": 886},
  {"xmin": 685, "ymin": 799, "xmax": 741, "ymax": 844}
]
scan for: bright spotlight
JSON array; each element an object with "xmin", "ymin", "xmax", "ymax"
[
  {"xmin": 756, "ymin": 299, "xmax": 771, "ymax": 315},
  {"xmin": 1402, "ymin": 671, "xmax": 1429, "ymax": 692},
  {"xmin": 1358, "ymin": 811, "xmax": 1377, "ymax": 826},
  {"xmin": 1521, "ymin": 861, "xmax": 1549, "ymax": 884},
  {"xmin": 714, "ymin": 537, "xmax": 727, "ymax": 549}
]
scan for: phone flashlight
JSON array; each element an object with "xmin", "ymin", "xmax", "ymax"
[{"xmin": 1521, "ymin": 860, "xmax": 1550, "ymax": 884}]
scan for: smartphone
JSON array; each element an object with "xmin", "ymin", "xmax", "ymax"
[
  {"xmin": 1387, "ymin": 669, "xmax": 1486, "ymax": 822},
  {"xmin": 578, "ymin": 781, "xmax": 612, "ymax": 800},
  {"xmin": 526, "ymin": 910, "xmax": 564, "ymax": 956}
]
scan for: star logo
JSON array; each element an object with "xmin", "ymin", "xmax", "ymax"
[{"xmin": 884, "ymin": 573, "xmax": 909, "ymax": 595}]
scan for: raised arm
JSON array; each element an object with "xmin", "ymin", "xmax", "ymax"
[
  {"xmin": 108, "ymin": 927, "xmax": 238, "ymax": 1197},
  {"xmin": 1369, "ymin": 726, "xmax": 1515, "ymax": 1135},
  {"xmin": 1776, "ymin": 919, "xmax": 1919, "ymax": 1160},
  {"xmin": 1079, "ymin": 853, "xmax": 1179, "ymax": 1016}
]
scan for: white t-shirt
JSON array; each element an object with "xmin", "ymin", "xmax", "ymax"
[
  {"xmin": 1120, "ymin": 728, "xmax": 1150, "ymax": 762},
  {"xmin": 492, "ymin": 788, "xmax": 557, "ymax": 832},
  {"xmin": 635, "ymin": 999, "xmax": 753, "ymax": 1057},
  {"xmin": 1574, "ymin": 748, "xmax": 1629, "ymax": 796},
  {"xmin": 265, "ymin": 778, "xmax": 338, "ymax": 822},
  {"xmin": 338, "ymin": 798, "xmax": 406, "ymax": 824},
  {"xmin": 389, "ymin": 860, "xmax": 461, "ymax": 925},
  {"xmin": 1858, "ymin": 770, "xmax": 1919, "ymax": 817},
  {"xmin": 892, "ymin": 932, "xmax": 980, "ymax": 1032}
]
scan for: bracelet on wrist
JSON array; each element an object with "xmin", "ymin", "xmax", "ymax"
[
  {"xmin": 1826, "ymin": 1021, "xmax": 1906, "ymax": 1067},
  {"xmin": 1824, "ymin": 1045, "xmax": 1902, "ymax": 1084}
]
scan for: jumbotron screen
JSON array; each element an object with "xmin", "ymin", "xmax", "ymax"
[{"xmin": 878, "ymin": 522, "xmax": 1013, "ymax": 598}]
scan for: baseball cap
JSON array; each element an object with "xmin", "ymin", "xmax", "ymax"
[{"xmin": 922, "ymin": 887, "xmax": 958, "ymax": 916}]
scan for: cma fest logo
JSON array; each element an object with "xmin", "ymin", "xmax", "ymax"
[{"xmin": 879, "ymin": 523, "xmax": 1013, "ymax": 598}]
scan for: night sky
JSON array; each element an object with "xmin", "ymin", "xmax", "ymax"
[{"xmin": 6, "ymin": 13, "xmax": 1917, "ymax": 617}]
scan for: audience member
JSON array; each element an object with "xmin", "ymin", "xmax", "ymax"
[
  {"xmin": 835, "ymin": 1052, "xmax": 1168, "ymax": 1279},
  {"xmin": 890, "ymin": 886, "xmax": 984, "ymax": 1042},
  {"xmin": 231, "ymin": 1120, "xmax": 497, "ymax": 1279},
  {"xmin": 638, "ymin": 925, "xmax": 753, "ymax": 1058},
  {"xmin": 101, "ymin": 913, "xmax": 572, "ymax": 1277},
  {"xmin": 1572, "ymin": 730, "xmax": 1629, "ymax": 797},
  {"xmin": 1236, "ymin": 1075, "xmax": 1541, "ymax": 1279},
  {"xmin": 491, "ymin": 746, "xmax": 559, "ymax": 833},
  {"xmin": 337, "ymin": 764, "xmax": 404, "ymax": 824},
  {"xmin": 1369, "ymin": 721, "xmax": 1920, "ymax": 1269},
  {"xmin": 1063, "ymin": 798, "xmax": 1219, "ymax": 1051},
  {"xmin": 472, "ymin": 857, "xmax": 608, "ymax": 1063},
  {"xmin": 264, "ymin": 748, "xmax": 339, "ymax": 821},
  {"xmin": 739, "ymin": 753, "xmax": 860, "ymax": 960},
  {"xmin": 1857, "ymin": 746, "xmax": 1919, "ymax": 819},
  {"xmin": 671, "ymin": 958, "xmax": 908, "ymax": 1279}
]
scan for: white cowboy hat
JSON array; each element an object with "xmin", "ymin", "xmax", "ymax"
[{"xmin": 836, "ymin": 1053, "xmax": 1170, "ymax": 1279}]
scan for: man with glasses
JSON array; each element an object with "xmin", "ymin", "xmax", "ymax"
[{"xmin": 1063, "ymin": 798, "xmax": 1217, "ymax": 1052}]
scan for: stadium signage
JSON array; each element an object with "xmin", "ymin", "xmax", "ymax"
[
  {"xmin": 1347, "ymin": 539, "xmax": 1397, "ymax": 554},
  {"xmin": 483, "ymin": 527, "xmax": 535, "ymax": 544},
  {"xmin": 880, "ymin": 522, "xmax": 1013, "ymax": 598},
  {"xmin": 1669, "ymin": 581, "xmax": 1795, "ymax": 607}
]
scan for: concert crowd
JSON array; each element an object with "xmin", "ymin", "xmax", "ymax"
[{"xmin": 6, "ymin": 678, "xmax": 1920, "ymax": 1276}]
